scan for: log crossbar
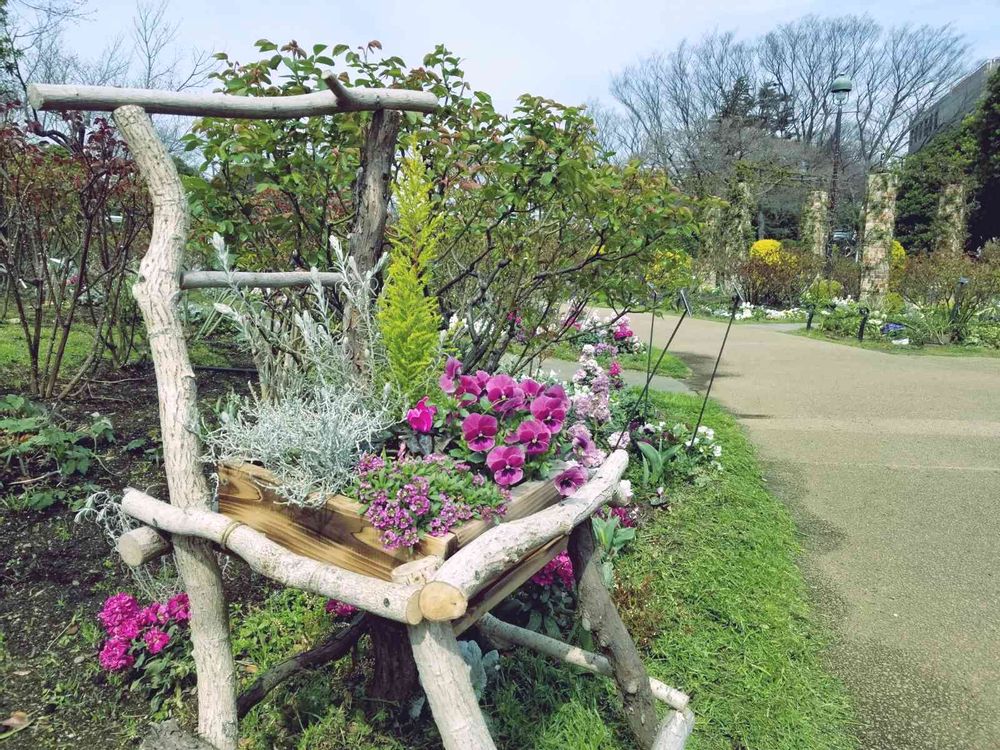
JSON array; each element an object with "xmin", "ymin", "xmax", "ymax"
[
  {"xmin": 28, "ymin": 70, "xmax": 438, "ymax": 119},
  {"xmin": 179, "ymin": 271, "xmax": 344, "ymax": 290},
  {"xmin": 121, "ymin": 488, "xmax": 422, "ymax": 624}
]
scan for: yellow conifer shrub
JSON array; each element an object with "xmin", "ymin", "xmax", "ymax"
[{"xmin": 377, "ymin": 141, "xmax": 443, "ymax": 404}]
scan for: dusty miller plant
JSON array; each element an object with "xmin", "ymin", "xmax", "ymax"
[{"xmin": 200, "ymin": 235, "xmax": 398, "ymax": 506}]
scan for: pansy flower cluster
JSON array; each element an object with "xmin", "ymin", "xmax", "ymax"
[
  {"xmin": 354, "ymin": 452, "xmax": 510, "ymax": 550},
  {"xmin": 429, "ymin": 357, "xmax": 590, "ymax": 497},
  {"xmin": 97, "ymin": 592, "xmax": 190, "ymax": 672}
]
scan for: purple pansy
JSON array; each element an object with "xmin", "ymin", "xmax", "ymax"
[
  {"xmin": 439, "ymin": 357, "xmax": 463, "ymax": 394},
  {"xmin": 530, "ymin": 394, "xmax": 568, "ymax": 434},
  {"xmin": 462, "ymin": 413, "xmax": 499, "ymax": 452},
  {"xmin": 406, "ymin": 396, "xmax": 437, "ymax": 434},
  {"xmin": 485, "ymin": 374, "xmax": 524, "ymax": 414},
  {"xmin": 486, "ymin": 445, "xmax": 526, "ymax": 487},
  {"xmin": 507, "ymin": 418, "xmax": 552, "ymax": 456},
  {"xmin": 554, "ymin": 462, "xmax": 588, "ymax": 497}
]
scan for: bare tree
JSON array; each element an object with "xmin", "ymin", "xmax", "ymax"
[{"xmin": 607, "ymin": 14, "xmax": 969, "ymax": 193}]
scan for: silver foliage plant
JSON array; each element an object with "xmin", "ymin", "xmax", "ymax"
[{"xmin": 201, "ymin": 235, "xmax": 399, "ymax": 506}]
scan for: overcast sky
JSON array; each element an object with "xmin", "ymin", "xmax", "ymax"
[{"xmin": 58, "ymin": 0, "xmax": 1000, "ymax": 113}]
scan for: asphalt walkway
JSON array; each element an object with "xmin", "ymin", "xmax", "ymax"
[{"xmin": 624, "ymin": 311, "xmax": 1000, "ymax": 750}]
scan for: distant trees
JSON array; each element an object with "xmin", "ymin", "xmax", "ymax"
[{"xmin": 603, "ymin": 14, "xmax": 969, "ymax": 239}]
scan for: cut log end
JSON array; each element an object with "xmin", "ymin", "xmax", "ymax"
[
  {"xmin": 403, "ymin": 590, "xmax": 424, "ymax": 625},
  {"xmin": 117, "ymin": 525, "xmax": 172, "ymax": 567},
  {"xmin": 419, "ymin": 581, "xmax": 468, "ymax": 621}
]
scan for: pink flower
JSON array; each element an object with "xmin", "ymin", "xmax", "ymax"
[
  {"xmin": 99, "ymin": 637, "xmax": 135, "ymax": 672},
  {"xmin": 486, "ymin": 445, "xmax": 525, "ymax": 487},
  {"xmin": 166, "ymin": 593, "xmax": 190, "ymax": 623},
  {"xmin": 485, "ymin": 374, "xmax": 524, "ymax": 414},
  {"xmin": 554, "ymin": 462, "xmax": 587, "ymax": 496},
  {"xmin": 439, "ymin": 357, "xmax": 463, "ymax": 394},
  {"xmin": 139, "ymin": 603, "xmax": 169, "ymax": 626},
  {"xmin": 609, "ymin": 361, "xmax": 622, "ymax": 376},
  {"xmin": 531, "ymin": 551, "xmax": 575, "ymax": 589},
  {"xmin": 507, "ymin": 418, "xmax": 551, "ymax": 456},
  {"xmin": 325, "ymin": 599, "xmax": 358, "ymax": 619},
  {"xmin": 98, "ymin": 593, "xmax": 140, "ymax": 634},
  {"xmin": 406, "ymin": 396, "xmax": 437, "ymax": 434},
  {"xmin": 462, "ymin": 413, "xmax": 499, "ymax": 452},
  {"xmin": 143, "ymin": 627, "xmax": 170, "ymax": 655},
  {"xmin": 530, "ymin": 395, "xmax": 567, "ymax": 434},
  {"xmin": 113, "ymin": 617, "xmax": 142, "ymax": 640}
]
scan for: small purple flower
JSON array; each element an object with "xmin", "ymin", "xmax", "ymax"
[
  {"xmin": 462, "ymin": 413, "xmax": 499, "ymax": 452},
  {"xmin": 554, "ymin": 462, "xmax": 587, "ymax": 496},
  {"xmin": 485, "ymin": 374, "xmax": 524, "ymax": 414},
  {"xmin": 531, "ymin": 551, "xmax": 575, "ymax": 589},
  {"xmin": 143, "ymin": 627, "xmax": 170, "ymax": 655},
  {"xmin": 507, "ymin": 418, "xmax": 552, "ymax": 456},
  {"xmin": 439, "ymin": 357, "xmax": 463, "ymax": 394},
  {"xmin": 486, "ymin": 445, "xmax": 525, "ymax": 487},
  {"xmin": 406, "ymin": 396, "xmax": 437, "ymax": 434}
]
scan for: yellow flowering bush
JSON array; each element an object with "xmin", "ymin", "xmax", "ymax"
[{"xmin": 749, "ymin": 239, "xmax": 783, "ymax": 265}]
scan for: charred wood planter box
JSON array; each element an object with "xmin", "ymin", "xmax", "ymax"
[{"xmin": 217, "ymin": 460, "xmax": 568, "ymax": 629}]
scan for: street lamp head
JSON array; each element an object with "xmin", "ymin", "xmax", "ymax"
[{"xmin": 830, "ymin": 75, "xmax": 853, "ymax": 106}]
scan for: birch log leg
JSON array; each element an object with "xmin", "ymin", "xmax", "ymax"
[
  {"xmin": 114, "ymin": 104, "xmax": 238, "ymax": 750},
  {"xmin": 569, "ymin": 522, "xmax": 659, "ymax": 748},
  {"xmin": 342, "ymin": 108, "xmax": 400, "ymax": 376},
  {"xmin": 408, "ymin": 621, "xmax": 497, "ymax": 750}
]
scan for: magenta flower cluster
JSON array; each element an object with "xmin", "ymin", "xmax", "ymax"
[
  {"xmin": 325, "ymin": 599, "xmax": 359, "ymax": 619},
  {"xmin": 530, "ymin": 551, "xmax": 575, "ymax": 589},
  {"xmin": 355, "ymin": 452, "xmax": 509, "ymax": 550},
  {"xmin": 97, "ymin": 592, "xmax": 190, "ymax": 672}
]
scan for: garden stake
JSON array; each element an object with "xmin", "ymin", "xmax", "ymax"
[
  {"xmin": 805, "ymin": 303, "xmax": 816, "ymax": 330},
  {"xmin": 857, "ymin": 306, "xmax": 870, "ymax": 341},
  {"xmin": 688, "ymin": 293, "xmax": 738, "ymax": 454},
  {"xmin": 612, "ymin": 299, "xmax": 689, "ymax": 452}
]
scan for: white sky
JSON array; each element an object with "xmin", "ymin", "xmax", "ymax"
[{"xmin": 59, "ymin": 0, "xmax": 999, "ymax": 112}]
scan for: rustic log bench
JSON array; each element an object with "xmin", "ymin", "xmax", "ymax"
[{"xmin": 29, "ymin": 76, "xmax": 694, "ymax": 750}]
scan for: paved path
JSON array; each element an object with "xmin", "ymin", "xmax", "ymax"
[{"xmin": 625, "ymin": 311, "xmax": 1000, "ymax": 750}]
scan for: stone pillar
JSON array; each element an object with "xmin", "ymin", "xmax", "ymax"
[
  {"xmin": 859, "ymin": 172, "xmax": 898, "ymax": 303},
  {"xmin": 934, "ymin": 182, "xmax": 967, "ymax": 256},
  {"xmin": 698, "ymin": 200, "xmax": 724, "ymax": 287},
  {"xmin": 721, "ymin": 181, "xmax": 752, "ymax": 260},
  {"xmin": 800, "ymin": 190, "xmax": 828, "ymax": 259}
]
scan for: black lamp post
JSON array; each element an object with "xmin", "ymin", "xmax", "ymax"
[{"xmin": 826, "ymin": 74, "xmax": 852, "ymax": 276}]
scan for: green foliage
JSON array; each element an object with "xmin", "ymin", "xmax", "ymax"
[
  {"xmin": 0, "ymin": 395, "xmax": 113, "ymax": 510},
  {"xmin": 804, "ymin": 278, "xmax": 845, "ymax": 305},
  {"xmin": 377, "ymin": 142, "xmax": 443, "ymax": 402},
  {"xmin": 969, "ymin": 66, "xmax": 1000, "ymax": 249},
  {"xmin": 590, "ymin": 515, "xmax": 636, "ymax": 587}
]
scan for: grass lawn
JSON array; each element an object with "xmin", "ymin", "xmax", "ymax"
[
  {"xmin": 792, "ymin": 327, "xmax": 1000, "ymax": 358},
  {"xmin": 232, "ymin": 390, "xmax": 855, "ymax": 750},
  {"xmin": 0, "ymin": 320, "xmax": 96, "ymax": 390},
  {"xmin": 550, "ymin": 340, "xmax": 691, "ymax": 379}
]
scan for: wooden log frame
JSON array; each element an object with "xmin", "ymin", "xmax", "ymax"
[
  {"xmin": 121, "ymin": 488, "xmax": 423, "ymax": 624},
  {"xmin": 419, "ymin": 450, "xmax": 629, "ymax": 621},
  {"xmin": 113, "ymin": 105, "xmax": 239, "ymax": 750},
  {"xmin": 179, "ymin": 270, "xmax": 344, "ymax": 290},
  {"xmin": 28, "ymin": 74, "xmax": 438, "ymax": 119}
]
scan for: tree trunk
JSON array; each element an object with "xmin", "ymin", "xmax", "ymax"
[
  {"xmin": 343, "ymin": 109, "xmax": 401, "ymax": 375},
  {"xmin": 367, "ymin": 617, "xmax": 420, "ymax": 701},
  {"xmin": 569, "ymin": 522, "xmax": 659, "ymax": 748},
  {"xmin": 113, "ymin": 105, "xmax": 239, "ymax": 750}
]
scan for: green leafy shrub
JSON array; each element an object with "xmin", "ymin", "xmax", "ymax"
[
  {"xmin": 377, "ymin": 141, "xmax": 444, "ymax": 403},
  {"xmin": 0, "ymin": 395, "xmax": 113, "ymax": 510},
  {"xmin": 803, "ymin": 279, "xmax": 845, "ymax": 305}
]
